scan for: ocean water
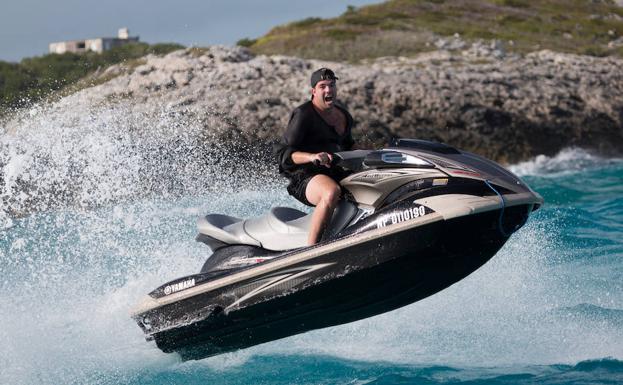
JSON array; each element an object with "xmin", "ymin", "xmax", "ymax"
[{"xmin": 1, "ymin": 105, "xmax": 622, "ymax": 384}]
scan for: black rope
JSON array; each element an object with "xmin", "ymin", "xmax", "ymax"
[{"xmin": 484, "ymin": 179, "xmax": 511, "ymax": 237}]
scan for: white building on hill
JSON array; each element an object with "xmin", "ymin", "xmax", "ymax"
[{"xmin": 49, "ymin": 28, "xmax": 139, "ymax": 54}]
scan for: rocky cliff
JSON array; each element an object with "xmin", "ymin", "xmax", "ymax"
[
  {"xmin": 65, "ymin": 44, "xmax": 623, "ymax": 164},
  {"xmin": 2, "ymin": 44, "xmax": 622, "ymax": 219}
]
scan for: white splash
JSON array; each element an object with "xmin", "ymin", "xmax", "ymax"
[{"xmin": 509, "ymin": 147, "xmax": 621, "ymax": 177}]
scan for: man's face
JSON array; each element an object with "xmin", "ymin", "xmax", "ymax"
[{"xmin": 312, "ymin": 79, "xmax": 337, "ymax": 109}]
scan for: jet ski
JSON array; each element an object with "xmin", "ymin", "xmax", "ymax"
[{"xmin": 131, "ymin": 138, "xmax": 543, "ymax": 360}]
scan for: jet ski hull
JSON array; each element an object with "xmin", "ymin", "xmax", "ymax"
[{"xmin": 146, "ymin": 204, "xmax": 528, "ymax": 360}]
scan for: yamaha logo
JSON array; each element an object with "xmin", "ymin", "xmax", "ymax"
[{"xmin": 164, "ymin": 278, "xmax": 196, "ymax": 295}]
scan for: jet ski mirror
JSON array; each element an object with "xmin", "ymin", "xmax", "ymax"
[
  {"xmin": 332, "ymin": 150, "xmax": 371, "ymax": 171},
  {"xmin": 363, "ymin": 150, "xmax": 435, "ymax": 168}
]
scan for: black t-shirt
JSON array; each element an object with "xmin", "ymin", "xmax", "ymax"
[{"xmin": 275, "ymin": 100, "xmax": 354, "ymax": 181}]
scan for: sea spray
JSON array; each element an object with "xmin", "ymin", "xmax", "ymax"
[
  {"xmin": 0, "ymin": 99, "xmax": 279, "ymax": 220},
  {"xmin": 0, "ymin": 190, "xmax": 302, "ymax": 385},
  {"xmin": 0, "ymin": 92, "xmax": 283, "ymax": 384}
]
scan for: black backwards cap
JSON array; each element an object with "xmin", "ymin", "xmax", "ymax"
[{"xmin": 311, "ymin": 68, "xmax": 339, "ymax": 87}]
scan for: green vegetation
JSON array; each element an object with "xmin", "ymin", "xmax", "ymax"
[
  {"xmin": 0, "ymin": 42, "xmax": 184, "ymax": 109},
  {"xmin": 247, "ymin": 0, "xmax": 623, "ymax": 61},
  {"xmin": 236, "ymin": 38, "xmax": 257, "ymax": 47}
]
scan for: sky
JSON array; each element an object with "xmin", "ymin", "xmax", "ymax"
[{"xmin": 0, "ymin": 0, "xmax": 381, "ymax": 62}]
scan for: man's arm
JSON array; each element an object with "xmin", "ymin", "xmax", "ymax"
[
  {"xmin": 291, "ymin": 151, "xmax": 332, "ymax": 167},
  {"xmin": 284, "ymin": 108, "xmax": 306, "ymax": 147}
]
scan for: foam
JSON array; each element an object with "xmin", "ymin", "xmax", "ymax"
[{"xmin": 509, "ymin": 148, "xmax": 622, "ymax": 177}]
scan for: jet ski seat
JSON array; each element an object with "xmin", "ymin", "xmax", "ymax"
[
  {"xmin": 197, "ymin": 207, "xmax": 312, "ymax": 251},
  {"xmin": 244, "ymin": 207, "xmax": 311, "ymax": 250},
  {"xmin": 197, "ymin": 213, "xmax": 261, "ymax": 247}
]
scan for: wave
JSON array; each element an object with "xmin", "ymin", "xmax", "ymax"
[
  {"xmin": 102, "ymin": 354, "xmax": 623, "ymax": 385},
  {"xmin": 551, "ymin": 304, "xmax": 623, "ymax": 326},
  {"xmin": 509, "ymin": 147, "xmax": 623, "ymax": 177},
  {"xmin": 571, "ymin": 357, "xmax": 623, "ymax": 373}
]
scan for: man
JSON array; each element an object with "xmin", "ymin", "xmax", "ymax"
[{"xmin": 276, "ymin": 68, "xmax": 355, "ymax": 245}]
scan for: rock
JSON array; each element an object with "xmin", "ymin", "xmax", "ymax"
[
  {"xmin": 435, "ymin": 33, "xmax": 467, "ymax": 51},
  {"xmin": 608, "ymin": 37, "xmax": 623, "ymax": 48},
  {"xmin": 7, "ymin": 45, "xmax": 623, "ymax": 164},
  {"xmin": 463, "ymin": 39, "xmax": 507, "ymax": 60},
  {"xmin": 7, "ymin": 43, "xmax": 623, "ymax": 218}
]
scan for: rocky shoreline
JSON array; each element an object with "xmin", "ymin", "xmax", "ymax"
[
  {"xmin": 59, "ymin": 43, "xmax": 623, "ymax": 164},
  {"xmin": 2, "ymin": 44, "xmax": 622, "ymax": 220}
]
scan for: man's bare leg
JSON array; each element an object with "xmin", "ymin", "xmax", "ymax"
[{"xmin": 305, "ymin": 174, "xmax": 341, "ymax": 245}]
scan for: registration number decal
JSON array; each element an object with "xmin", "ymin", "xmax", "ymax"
[{"xmin": 376, "ymin": 205, "xmax": 427, "ymax": 229}]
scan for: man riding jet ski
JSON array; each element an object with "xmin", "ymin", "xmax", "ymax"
[{"xmin": 131, "ymin": 138, "xmax": 543, "ymax": 360}]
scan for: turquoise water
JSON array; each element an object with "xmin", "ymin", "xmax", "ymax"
[{"xmin": 1, "ymin": 148, "xmax": 622, "ymax": 384}]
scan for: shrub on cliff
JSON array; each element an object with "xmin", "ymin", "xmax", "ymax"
[
  {"xmin": 0, "ymin": 42, "xmax": 184, "ymax": 111},
  {"xmin": 249, "ymin": 0, "xmax": 623, "ymax": 61}
]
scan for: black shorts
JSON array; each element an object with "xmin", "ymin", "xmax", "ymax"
[
  {"xmin": 286, "ymin": 168, "xmax": 352, "ymax": 207},
  {"xmin": 287, "ymin": 174, "xmax": 315, "ymax": 206}
]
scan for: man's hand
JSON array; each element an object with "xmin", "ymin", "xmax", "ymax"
[{"xmin": 310, "ymin": 152, "xmax": 333, "ymax": 167}]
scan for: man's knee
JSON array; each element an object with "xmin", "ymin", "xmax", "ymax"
[{"xmin": 320, "ymin": 184, "xmax": 341, "ymax": 206}]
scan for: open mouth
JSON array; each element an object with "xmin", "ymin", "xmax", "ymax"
[{"xmin": 324, "ymin": 95, "xmax": 334, "ymax": 103}]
